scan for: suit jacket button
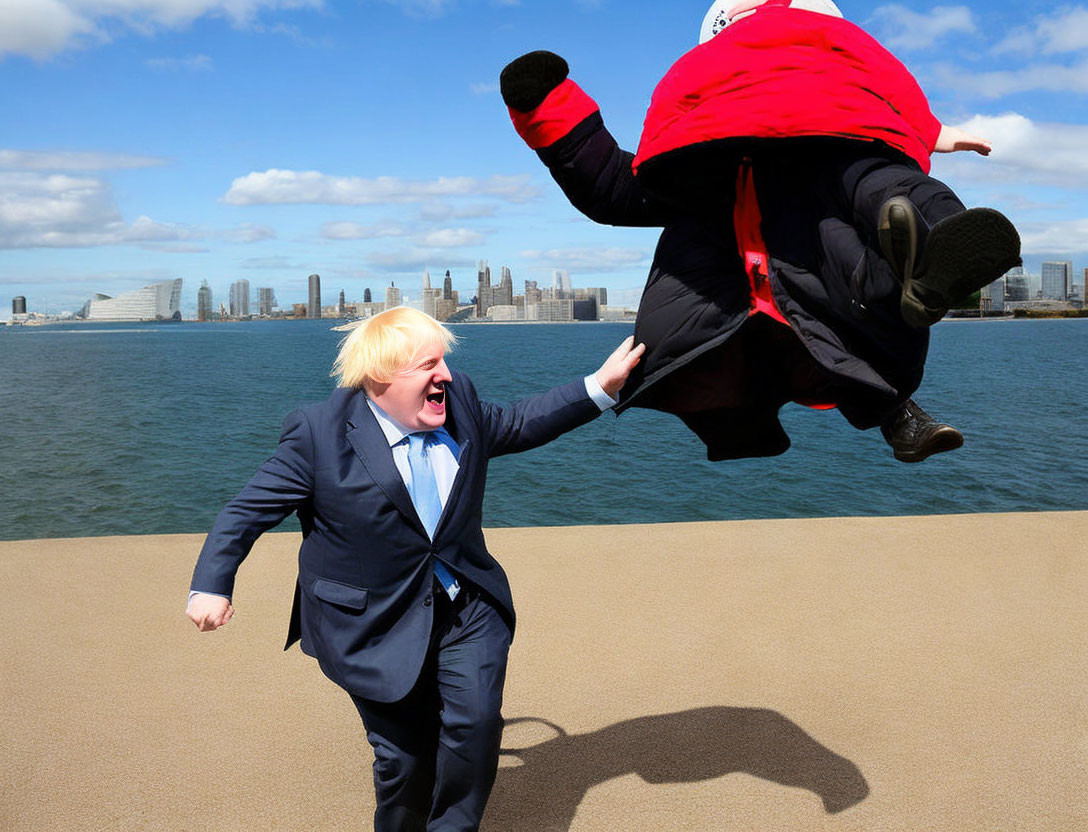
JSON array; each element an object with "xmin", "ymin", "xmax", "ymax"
[{"xmin": 423, "ymin": 595, "xmax": 433, "ymax": 607}]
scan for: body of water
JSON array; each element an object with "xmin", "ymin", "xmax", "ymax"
[{"xmin": 0, "ymin": 317, "xmax": 1084, "ymax": 541}]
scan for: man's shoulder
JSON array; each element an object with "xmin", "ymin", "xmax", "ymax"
[{"xmin": 290, "ymin": 386, "xmax": 363, "ymax": 425}]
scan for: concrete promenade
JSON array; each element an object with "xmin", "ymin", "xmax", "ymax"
[{"xmin": 2, "ymin": 512, "xmax": 1085, "ymax": 831}]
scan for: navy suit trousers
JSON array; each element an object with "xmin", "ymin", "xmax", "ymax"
[{"xmin": 350, "ymin": 585, "xmax": 512, "ymax": 832}]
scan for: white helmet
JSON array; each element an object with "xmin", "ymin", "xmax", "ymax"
[{"xmin": 699, "ymin": 0, "xmax": 844, "ymax": 44}]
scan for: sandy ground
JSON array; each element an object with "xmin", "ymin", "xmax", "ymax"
[{"xmin": 1, "ymin": 512, "xmax": 1085, "ymax": 831}]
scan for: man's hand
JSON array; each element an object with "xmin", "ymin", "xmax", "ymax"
[
  {"xmin": 187, "ymin": 593, "xmax": 234, "ymax": 632},
  {"xmin": 725, "ymin": 0, "xmax": 770, "ymax": 23},
  {"xmin": 595, "ymin": 336, "xmax": 646, "ymax": 399},
  {"xmin": 934, "ymin": 124, "xmax": 991, "ymax": 155}
]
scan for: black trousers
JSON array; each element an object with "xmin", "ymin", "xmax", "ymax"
[{"xmin": 350, "ymin": 585, "xmax": 512, "ymax": 832}]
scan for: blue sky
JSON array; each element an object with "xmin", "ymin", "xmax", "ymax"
[{"xmin": 3, "ymin": 0, "xmax": 1087, "ymax": 317}]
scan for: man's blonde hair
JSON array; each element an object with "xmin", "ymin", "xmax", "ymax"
[{"xmin": 332, "ymin": 307, "xmax": 458, "ymax": 390}]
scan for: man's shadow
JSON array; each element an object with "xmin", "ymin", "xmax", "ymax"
[{"xmin": 485, "ymin": 707, "xmax": 869, "ymax": 831}]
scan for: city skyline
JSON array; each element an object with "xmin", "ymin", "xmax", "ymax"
[{"xmin": 3, "ymin": 2, "xmax": 1088, "ymax": 319}]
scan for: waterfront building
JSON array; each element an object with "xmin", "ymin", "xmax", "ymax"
[
  {"xmin": 494, "ymin": 266, "xmax": 514, "ymax": 308},
  {"xmin": 355, "ymin": 301, "xmax": 386, "ymax": 318},
  {"xmin": 84, "ymin": 279, "xmax": 182, "ymax": 321},
  {"xmin": 490, "ymin": 305, "xmax": 519, "ymax": 321},
  {"xmin": 1041, "ymin": 261, "xmax": 1072, "ymax": 300},
  {"xmin": 308, "ymin": 273, "xmax": 322, "ymax": 318},
  {"xmin": 385, "ymin": 282, "xmax": 402, "ymax": 309},
  {"xmin": 197, "ymin": 281, "xmax": 213, "ymax": 322},
  {"xmin": 443, "ymin": 271, "xmax": 453, "ymax": 300},
  {"xmin": 338, "ymin": 290, "xmax": 347, "ymax": 317},
  {"xmin": 293, "ymin": 302, "xmax": 307, "ymax": 318},
  {"xmin": 982, "ymin": 278, "xmax": 1005, "ymax": 314},
  {"xmin": 364, "ymin": 287, "xmax": 372, "ymax": 303},
  {"xmin": 422, "ymin": 270, "xmax": 441, "ymax": 319},
  {"xmin": 476, "ymin": 259, "xmax": 492, "ymax": 318},
  {"xmin": 599, "ymin": 305, "xmax": 633, "ymax": 321},
  {"xmin": 576, "ymin": 287, "xmax": 608, "ymax": 307},
  {"xmin": 258, "ymin": 287, "xmax": 276, "ymax": 317},
  {"xmin": 524, "ymin": 280, "xmax": 542, "ymax": 305},
  {"xmin": 1004, "ymin": 266, "xmax": 1029, "ymax": 302},
  {"xmin": 12, "ymin": 296, "xmax": 27, "ymax": 321},
  {"xmin": 553, "ymin": 269, "xmax": 572, "ymax": 298},
  {"xmin": 229, "ymin": 279, "xmax": 250, "ymax": 318},
  {"xmin": 527, "ymin": 298, "xmax": 574, "ymax": 322}
]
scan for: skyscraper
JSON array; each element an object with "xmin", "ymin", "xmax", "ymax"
[
  {"xmin": 258, "ymin": 287, "xmax": 276, "ymax": 316},
  {"xmin": 422, "ymin": 269, "xmax": 440, "ymax": 319},
  {"xmin": 1041, "ymin": 261, "xmax": 1072, "ymax": 300},
  {"xmin": 1004, "ymin": 266, "xmax": 1029, "ymax": 302},
  {"xmin": 12, "ymin": 296, "xmax": 27, "ymax": 317},
  {"xmin": 494, "ymin": 266, "xmax": 513, "ymax": 307},
  {"xmin": 197, "ymin": 280, "xmax": 213, "ymax": 322},
  {"xmin": 308, "ymin": 273, "xmax": 322, "ymax": 318},
  {"xmin": 443, "ymin": 270, "xmax": 453, "ymax": 300},
  {"xmin": 338, "ymin": 290, "xmax": 346, "ymax": 317},
  {"xmin": 386, "ymin": 282, "xmax": 402, "ymax": 309},
  {"xmin": 476, "ymin": 259, "xmax": 491, "ymax": 317},
  {"xmin": 364, "ymin": 287, "xmax": 372, "ymax": 303},
  {"xmin": 553, "ymin": 269, "xmax": 572, "ymax": 297},
  {"xmin": 229, "ymin": 279, "xmax": 250, "ymax": 317}
]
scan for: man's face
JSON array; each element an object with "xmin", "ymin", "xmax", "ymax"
[{"xmin": 369, "ymin": 341, "xmax": 452, "ymax": 431}]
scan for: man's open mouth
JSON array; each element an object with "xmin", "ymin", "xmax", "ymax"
[{"xmin": 426, "ymin": 386, "xmax": 445, "ymax": 406}]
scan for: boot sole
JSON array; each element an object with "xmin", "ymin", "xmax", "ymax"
[
  {"xmin": 893, "ymin": 424, "xmax": 965, "ymax": 463},
  {"xmin": 877, "ymin": 196, "xmax": 919, "ymax": 285},
  {"xmin": 902, "ymin": 208, "xmax": 1021, "ymax": 327}
]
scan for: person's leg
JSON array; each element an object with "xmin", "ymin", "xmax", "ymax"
[
  {"xmin": 427, "ymin": 587, "xmax": 512, "ymax": 832},
  {"xmin": 351, "ymin": 671, "xmax": 441, "ymax": 832}
]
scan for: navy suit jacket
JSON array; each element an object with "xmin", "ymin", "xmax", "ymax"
[{"xmin": 190, "ymin": 371, "xmax": 601, "ymax": 703}]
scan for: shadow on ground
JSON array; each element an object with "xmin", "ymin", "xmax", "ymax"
[{"xmin": 486, "ymin": 706, "xmax": 869, "ymax": 831}]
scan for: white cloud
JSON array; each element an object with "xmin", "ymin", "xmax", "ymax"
[
  {"xmin": 0, "ymin": 0, "xmax": 322, "ymax": 59},
  {"xmin": 0, "ymin": 149, "xmax": 166, "ymax": 171},
  {"xmin": 146, "ymin": 53, "xmax": 213, "ymax": 71},
  {"xmin": 218, "ymin": 223, "xmax": 276, "ymax": 243},
  {"xmin": 930, "ymin": 113, "xmax": 1088, "ymax": 189},
  {"xmin": 418, "ymin": 201, "xmax": 497, "ymax": 221},
  {"xmin": 470, "ymin": 82, "xmax": 499, "ymax": 95},
  {"xmin": 366, "ymin": 248, "xmax": 475, "ymax": 270},
  {"xmin": 937, "ymin": 57, "xmax": 1088, "ymax": 98},
  {"xmin": 0, "ymin": 171, "xmax": 274, "ymax": 248},
  {"xmin": 223, "ymin": 169, "xmax": 539, "ymax": 205},
  {"xmin": 321, "ymin": 221, "xmax": 407, "ymax": 240},
  {"xmin": 520, "ymin": 246, "xmax": 649, "ymax": 272},
  {"xmin": 868, "ymin": 4, "xmax": 976, "ymax": 51},
  {"xmin": 1017, "ymin": 218, "xmax": 1088, "ymax": 256},
  {"xmin": 415, "ymin": 228, "xmax": 485, "ymax": 247},
  {"xmin": 993, "ymin": 6, "xmax": 1088, "ymax": 56}
]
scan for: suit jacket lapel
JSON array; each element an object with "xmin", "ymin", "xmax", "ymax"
[{"xmin": 344, "ymin": 393, "xmax": 425, "ymax": 534}]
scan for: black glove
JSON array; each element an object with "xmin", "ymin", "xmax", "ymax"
[{"xmin": 500, "ymin": 51, "xmax": 570, "ymax": 113}]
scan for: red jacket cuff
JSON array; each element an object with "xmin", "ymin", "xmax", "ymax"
[{"xmin": 508, "ymin": 79, "xmax": 601, "ymax": 150}]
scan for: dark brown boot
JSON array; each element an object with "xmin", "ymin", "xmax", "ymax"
[{"xmin": 880, "ymin": 399, "xmax": 964, "ymax": 463}]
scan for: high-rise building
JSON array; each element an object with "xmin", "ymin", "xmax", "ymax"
[
  {"xmin": 981, "ymin": 278, "xmax": 1005, "ymax": 314},
  {"xmin": 229, "ymin": 279, "xmax": 250, "ymax": 317},
  {"xmin": 338, "ymin": 290, "xmax": 347, "ymax": 317},
  {"xmin": 364, "ymin": 287, "xmax": 372, "ymax": 303},
  {"xmin": 385, "ymin": 282, "xmax": 402, "ymax": 309},
  {"xmin": 1004, "ymin": 266, "xmax": 1029, "ymax": 302},
  {"xmin": 1041, "ymin": 261, "xmax": 1072, "ymax": 300},
  {"xmin": 12, "ymin": 296, "xmax": 27, "ymax": 318},
  {"xmin": 308, "ymin": 273, "xmax": 322, "ymax": 318},
  {"xmin": 258, "ymin": 287, "xmax": 276, "ymax": 316},
  {"xmin": 527, "ymin": 298, "xmax": 573, "ymax": 321},
  {"xmin": 422, "ymin": 270, "xmax": 441, "ymax": 319},
  {"xmin": 524, "ymin": 280, "xmax": 542, "ymax": 305},
  {"xmin": 476, "ymin": 259, "xmax": 492, "ymax": 317},
  {"xmin": 83, "ymin": 279, "xmax": 182, "ymax": 321},
  {"xmin": 493, "ymin": 266, "xmax": 513, "ymax": 308},
  {"xmin": 197, "ymin": 281, "xmax": 213, "ymax": 322},
  {"xmin": 443, "ymin": 271, "xmax": 453, "ymax": 300},
  {"xmin": 553, "ymin": 269, "xmax": 572, "ymax": 298}
]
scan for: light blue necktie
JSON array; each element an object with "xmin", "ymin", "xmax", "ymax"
[{"xmin": 406, "ymin": 432, "xmax": 460, "ymax": 600}]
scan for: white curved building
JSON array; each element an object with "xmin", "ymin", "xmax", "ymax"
[{"xmin": 84, "ymin": 279, "xmax": 182, "ymax": 321}]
